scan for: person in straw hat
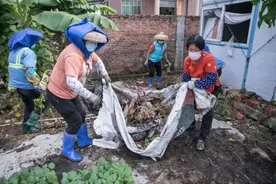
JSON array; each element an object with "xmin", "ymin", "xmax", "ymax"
[
  {"xmin": 145, "ymin": 32, "xmax": 171, "ymax": 89},
  {"xmin": 46, "ymin": 18, "xmax": 111, "ymax": 162}
]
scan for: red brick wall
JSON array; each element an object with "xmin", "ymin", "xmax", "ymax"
[{"xmin": 97, "ymin": 15, "xmax": 199, "ymax": 74}]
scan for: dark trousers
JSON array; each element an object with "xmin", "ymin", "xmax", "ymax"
[
  {"xmin": 17, "ymin": 88, "xmax": 49, "ymax": 122},
  {"xmin": 46, "ymin": 89, "xmax": 85, "ymax": 134},
  {"xmin": 218, "ymin": 68, "xmax": 222, "ymax": 77},
  {"xmin": 191, "ymin": 88, "xmax": 219, "ymax": 140},
  {"xmin": 148, "ymin": 60, "xmax": 162, "ymax": 78}
]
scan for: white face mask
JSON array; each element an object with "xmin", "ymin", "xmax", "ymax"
[
  {"xmin": 85, "ymin": 41, "xmax": 98, "ymax": 52},
  {"xmin": 188, "ymin": 51, "xmax": 202, "ymax": 61},
  {"xmin": 158, "ymin": 40, "xmax": 164, "ymax": 44}
]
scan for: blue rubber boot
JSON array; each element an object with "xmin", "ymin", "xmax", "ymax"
[
  {"xmin": 156, "ymin": 76, "xmax": 162, "ymax": 83},
  {"xmin": 148, "ymin": 77, "xmax": 153, "ymax": 88},
  {"xmin": 62, "ymin": 130, "xmax": 83, "ymax": 162},
  {"xmin": 156, "ymin": 76, "xmax": 162, "ymax": 89},
  {"xmin": 77, "ymin": 123, "xmax": 93, "ymax": 148}
]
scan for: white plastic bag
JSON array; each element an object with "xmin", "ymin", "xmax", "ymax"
[{"xmin": 92, "ymin": 83, "xmax": 216, "ymax": 160}]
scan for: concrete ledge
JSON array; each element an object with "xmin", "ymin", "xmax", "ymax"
[{"xmin": 233, "ymin": 101, "xmax": 276, "ymax": 131}]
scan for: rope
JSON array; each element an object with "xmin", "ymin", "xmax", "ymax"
[{"xmin": 249, "ymin": 33, "xmax": 276, "ymax": 59}]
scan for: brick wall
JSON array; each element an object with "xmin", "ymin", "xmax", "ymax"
[
  {"xmin": 183, "ymin": 16, "xmax": 200, "ymax": 57},
  {"xmin": 97, "ymin": 15, "xmax": 199, "ymax": 74}
]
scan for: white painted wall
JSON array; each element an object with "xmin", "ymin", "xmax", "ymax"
[
  {"xmin": 201, "ymin": 0, "xmax": 276, "ymax": 101},
  {"xmin": 207, "ymin": 44, "xmax": 248, "ymax": 89},
  {"xmin": 245, "ymin": 24, "xmax": 276, "ymax": 101}
]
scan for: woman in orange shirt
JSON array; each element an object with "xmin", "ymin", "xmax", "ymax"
[
  {"xmin": 46, "ymin": 18, "xmax": 111, "ymax": 162},
  {"xmin": 182, "ymin": 35, "xmax": 220, "ymax": 151}
]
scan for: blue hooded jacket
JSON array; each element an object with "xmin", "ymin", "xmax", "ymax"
[
  {"xmin": 203, "ymin": 44, "xmax": 225, "ymax": 70},
  {"xmin": 8, "ymin": 28, "xmax": 43, "ymax": 89},
  {"xmin": 8, "ymin": 28, "xmax": 43, "ymax": 51},
  {"xmin": 64, "ymin": 18, "xmax": 108, "ymax": 59}
]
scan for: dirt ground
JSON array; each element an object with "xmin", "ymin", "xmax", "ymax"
[
  {"xmin": 1, "ymin": 116, "xmax": 275, "ymax": 184},
  {"xmin": 0, "ymin": 77, "xmax": 276, "ymax": 184}
]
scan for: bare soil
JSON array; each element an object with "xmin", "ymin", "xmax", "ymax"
[
  {"xmin": 0, "ymin": 77, "xmax": 275, "ymax": 184},
  {"xmin": 1, "ymin": 117, "xmax": 275, "ymax": 184}
]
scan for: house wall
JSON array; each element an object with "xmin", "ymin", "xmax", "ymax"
[
  {"xmin": 201, "ymin": 0, "xmax": 276, "ymax": 101},
  {"xmin": 109, "ymin": 0, "xmax": 121, "ymax": 14},
  {"xmin": 245, "ymin": 19, "xmax": 276, "ymax": 101},
  {"xmin": 200, "ymin": 0, "xmax": 250, "ymax": 90},
  {"xmin": 141, "ymin": 0, "xmax": 155, "ymax": 15},
  {"xmin": 109, "ymin": 0, "xmax": 200, "ymax": 15},
  {"xmin": 97, "ymin": 15, "xmax": 199, "ymax": 74},
  {"xmin": 206, "ymin": 44, "xmax": 248, "ymax": 90}
]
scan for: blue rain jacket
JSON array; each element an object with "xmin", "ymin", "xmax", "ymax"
[
  {"xmin": 204, "ymin": 44, "xmax": 225, "ymax": 70},
  {"xmin": 8, "ymin": 28, "xmax": 43, "ymax": 89}
]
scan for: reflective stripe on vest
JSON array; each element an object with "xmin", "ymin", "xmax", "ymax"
[{"xmin": 8, "ymin": 48, "xmax": 29, "ymax": 69}]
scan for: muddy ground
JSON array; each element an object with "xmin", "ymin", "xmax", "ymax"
[
  {"xmin": 0, "ymin": 76, "xmax": 276, "ymax": 184},
  {"xmin": 1, "ymin": 116, "xmax": 275, "ymax": 184}
]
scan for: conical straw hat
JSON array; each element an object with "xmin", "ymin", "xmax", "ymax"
[
  {"xmin": 83, "ymin": 31, "xmax": 107, "ymax": 43},
  {"xmin": 154, "ymin": 32, "xmax": 169, "ymax": 41}
]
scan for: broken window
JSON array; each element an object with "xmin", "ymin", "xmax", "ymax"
[
  {"xmin": 202, "ymin": 2, "xmax": 253, "ymax": 44},
  {"xmin": 121, "ymin": 0, "xmax": 141, "ymax": 15},
  {"xmin": 202, "ymin": 8, "xmax": 221, "ymax": 41},
  {"xmin": 222, "ymin": 2, "xmax": 253, "ymax": 44},
  {"xmin": 160, "ymin": 7, "xmax": 176, "ymax": 15}
]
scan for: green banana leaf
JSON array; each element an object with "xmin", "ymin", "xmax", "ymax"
[
  {"xmin": 33, "ymin": 11, "xmax": 119, "ymax": 32},
  {"xmin": 84, "ymin": 13, "xmax": 119, "ymax": 31},
  {"xmin": 32, "ymin": 11, "xmax": 81, "ymax": 32},
  {"xmin": 33, "ymin": 0, "xmax": 58, "ymax": 7},
  {"xmin": 90, "ymin": 4, "xmax": 116, "ymax": 14}
]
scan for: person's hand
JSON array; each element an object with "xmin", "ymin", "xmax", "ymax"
[
  {"xmin": 87, "ymin": 93, "xmax": 101, "ymax": 106},
  {"xmin": 144, "ymin": 60, "xmax": 148, "ymax": 67},
  {"xmin": 103, "ymin": 75, "xmax": 111, "ymax": 85},
  {"xmin": 188, "ymin": 81, "xmax": 195, "ymax": 90},
  {"xmin": 166, "ymin": 60, "xmax": 172, "ymax": 66}
]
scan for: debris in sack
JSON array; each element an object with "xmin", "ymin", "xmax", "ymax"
[
  {"xmin": 123, "ymin": 94, "xmax": 171, "ymax": 124},
  {"xmin": 121, "ymin": 93, "xmax": 171, "ymax": 149}
]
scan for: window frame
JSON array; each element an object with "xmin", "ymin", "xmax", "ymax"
[
  {"xmin": 200, "ymin": 0, "xmax": 254, "ymax": 47},
  {"xmin": 121, "ymin": 0, "xmax": 141, "ymax": 15}
]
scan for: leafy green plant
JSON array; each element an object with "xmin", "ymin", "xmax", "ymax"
[
  {"xmin": 0, "ymin": 163, "xmax": 58, "ymax": 184},
  {"xmin": 214, "ymin": 91, "xmax": 238, "ymax": 117},
  {"xmin": 61, "ymin": 157, "xmax": 134, "ymax": 184},
  {"xmin": 0, "ymin": 0, "xmax": 118, "ymax": 32},
  {"xmin": 34, "ymin": 94, "xmax": 46, "ymax": 109},
  {"xmin": 252, "ymin": 0, "xmax": 276, "ymax": 28},
  {"xmin": 0, "ymin": 158, "xmax": 134, "ymax": 184},
  {"xmin": 0, "ymin": 0, "xmax": 118, "ymax": 85}
]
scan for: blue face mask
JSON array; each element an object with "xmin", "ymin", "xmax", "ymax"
[
  {"xmin": 85, "ymin": 41, "xmax": 98, "ymax": 52},
  {"xmin": 157, "ymin": 40, "xmax": 164, "ymax": 45}
]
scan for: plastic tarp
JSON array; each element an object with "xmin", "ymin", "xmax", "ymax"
[
  {"xmin": 92, "ymin": 82, "xmax": 216, "ymax": 160},
  {"xmin": 214, "ymin": 8, "xmax": 251, "ymax": 41}
]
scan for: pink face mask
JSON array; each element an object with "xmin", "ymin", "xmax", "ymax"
[{"xmin": 188, "ymin": 51, "xmax": 201, "ymax": 61}]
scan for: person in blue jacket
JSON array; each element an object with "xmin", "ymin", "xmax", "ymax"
[
  {"xmin": 203, "ymin": 44, "xmax": 225, "ymax": 77},
  {"xmin": 8, "ymin": 28, "xmax": 49, "ymax": 134}
]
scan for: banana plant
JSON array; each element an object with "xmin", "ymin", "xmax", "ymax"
[
  {"xmin": 0, "ymin": 0, "xmax": 35, "ymax": 30},
  {"xmin": 33, "ymin": 11, "xmax": 118, "ymax": 32},
  {"xmin": 0, "ymin": 0, "xmax": 118, "ymax": 32}
]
